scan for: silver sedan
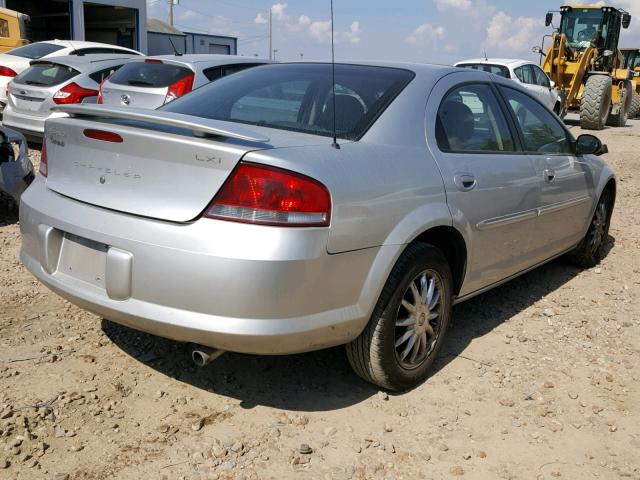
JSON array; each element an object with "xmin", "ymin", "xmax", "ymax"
[{"xmin": 19, "ymin": 62, "xmax": 615, "ymax": 391}]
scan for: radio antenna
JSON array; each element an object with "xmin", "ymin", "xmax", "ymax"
[{"xmin": 330, "ymin": 0, "xmax": 340, "ymax": 149}]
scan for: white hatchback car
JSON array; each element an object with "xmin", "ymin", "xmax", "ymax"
[
  {"xmin": 0, "ymin": 40, "xmax": 142, "ymax": 111},
  {"xmin": 455, "ymin": 58, "xmax": 564, "ymax": 116}
]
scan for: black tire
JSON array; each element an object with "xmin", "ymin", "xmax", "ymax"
[
  {"xmin": 606, "ymin": 80, "xmax": 633, "ymax": 127},
  {"xmin": 567, "ymin": 189, "xmax": 614, "ymax": 268},
  {"xmin": 629, "ymin": 91, "xmax": 640, "ymax": 119},
  {"xmin": 580, "ymin": 75, "xmax": 612, "ymax": 130},
  {"xmin": 346, "ymin": 243, "xmax": 453, "ymax": 391}
]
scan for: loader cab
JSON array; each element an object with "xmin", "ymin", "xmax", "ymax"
[
  {"xmin": 556, "ymin": 6, "xmax": 630, "ymax": 67},
  {"xmin": 622, "ymin": 49, "xmax": 640, "ymax": 73}
]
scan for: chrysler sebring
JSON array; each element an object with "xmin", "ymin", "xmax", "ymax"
[{"xmin": 19, "ymin": 62, "xmax": 615, "ymax": 390}]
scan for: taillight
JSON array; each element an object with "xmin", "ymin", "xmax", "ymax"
[
  {"xmin": 39, "ymin": 140, "xmax": 47, "ymax": 177},
  {"xmin": 53, "ymin": 82, "xmax": 98, "ymax": 105},
  {"xmin": 164, "ymin": 72, "xmax": 194, "ymax": 104},
  {"xmin": 145, "ymin": 59, "xmax": 163, "ymax": 64},
  {"xmin": 205, "ymin": 163, "xmax": 331, "ymax": 227},
  {"xmin": 0, "ymin": 66, "xmax": 17, "ymax": 77}
]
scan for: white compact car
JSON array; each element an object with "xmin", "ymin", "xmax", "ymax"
[
  {"xmin": 455, "ymin": 58, "xmax": 564, "ymax": 116},
  {"xmin": 0, "ymin": 40, "xmax": 142, "ymax": 111}
]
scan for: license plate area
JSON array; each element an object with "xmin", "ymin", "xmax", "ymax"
[{"xmin": 56, "ymin": 233, "xmax": 108, "ymax": 289}]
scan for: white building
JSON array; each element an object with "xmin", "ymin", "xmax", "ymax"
[{"xmin": 0, "ymin": 0, "xmax": 147, "ymax": 52}]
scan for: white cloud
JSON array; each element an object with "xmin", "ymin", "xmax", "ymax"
[
  {"xmin": 405, "ymin": 23, "xmax": 445, "ymax": 45},
  {"xmin": 482, "ymin": 11, "xmax": 542, "ymax": 57},
  {"xmin": 271, "ymin": 3, "xmax": 289, "ymax": 22},
  {"xmin": 344, "ymin": 21, "xmax": 362, "ymax": 44},
  {"xmin": 308, "ymin": 20, "xmax": 331, "ymax": 42},
  {"xmin": 177, "ymin": 9, "xmax": 197, "ymax": 21},
  {"xmin": 434, "ymin": 0, "xmax": 472, "ymax": 11},
  {"xmin": 254, "ymin": 12, "xmax": 267, "ymax": 25},
  {"xmin": 298, "ymin": 15, "xmax": 311, "ymax": 26}
]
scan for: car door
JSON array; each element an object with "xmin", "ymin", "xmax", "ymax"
[
  {"xmin": 498, "ymin": 85, "xmax": 593, "ymax": 261},
  {"xmin": 427, "ymin": 72, "xmax": 540, "ymax": 296}
]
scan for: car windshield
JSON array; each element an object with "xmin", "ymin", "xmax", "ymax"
[
  {"xmin": 457, "ymin": 63, "xmax": 511, "ymax": 78},
  {"xmin": 560, "ymin": 8, "xmax": 607, "ymax": 50},
  {"xmin": 6, "ymin": 42, "xmax": 66, "ymax": 59},
  {"xmin": 13, "ymin": 62, "xmax": 78, "ymax": 87},
  {"xmin": 161, "ymin": 63, "xmax": 415, "ymax": 140}
]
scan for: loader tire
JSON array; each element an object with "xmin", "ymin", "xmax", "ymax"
[
  {"xmin": 607, "ymin": 80, "xmax": 633, "ymax": 127},
  {"xmin": 580, "ymin": 75, "xmax": 612, "ymax": 130},
  {"xmin": 629, "ymin": 91, "xmax": 640, "ymax": 119}
]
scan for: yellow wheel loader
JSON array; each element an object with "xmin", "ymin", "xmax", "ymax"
[
  {"xmin": 540, "ymin": 5, "xmax": 632, "ymax": 130},
  {"xmin": 621, "ymin": 48, "xmax": 640, "ymax": 118}
]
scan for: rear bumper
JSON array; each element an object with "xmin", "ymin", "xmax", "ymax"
[
  {"xmin": 1, "ymin": 106, "xmax": 67, "ymax": 137},
  {"xmin": 20, "ymin": 178, "xmax": 385, "ymax": 355}
]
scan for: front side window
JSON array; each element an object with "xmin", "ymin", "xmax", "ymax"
[
  {"xmin": 514, "ymin": 65, "xmax": 534, "ymax": 84},
  {"xmin": 532, "ymin": 65, "xmax": 550, "ymax": 88},
  {"xmin": 436, "ymin": 83, "xmax": 515, "ymax": 152},
  {"xmin": 162, "ymin": 63, "xmax": 414, "ymax": 140},
  {"xmin": 500, "ymin": 86, "xmax": 572, "ymax": 153}
]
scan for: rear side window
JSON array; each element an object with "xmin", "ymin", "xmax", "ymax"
[
  {"xmin": 500, "ymin": 86, "xmax": 572, "ymax": 153},
  {"xmin": 6, "ymin": 42, "xmax": 66, "ymax": 59},
  {"xmin": 89, "ymin": 65, "xmax": 124, "ymax": 84},
  {"xmin": 457, "ymin": 63, "xmax": 511, "ymax": 79},
  {"xmin": 162, "ymin": 63, "xmax": 414, "ymax": 140},
  {"xmin": 203, "ymin": 63, "xmax": 263, "ymax": 82},
  {"xmin": 13, "ymin": 62, "xmax": 78, "ymax": 87},
  {"xmin": 436, "ymin": 83, "xmax": 515, "ymax": 153},
  {"xmin": 108, "ymin": 61, "xmax": 192, "ymax": 88}
]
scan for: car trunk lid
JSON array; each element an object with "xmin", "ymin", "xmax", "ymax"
[{"xmin": 43, "ymin": 105, "xmax": 322, "ymax": 223}]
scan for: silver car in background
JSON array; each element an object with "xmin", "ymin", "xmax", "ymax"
[
  {"xmin": 98, "ymin": 54, "xmax": 268, "ymax": 109},
  {"xmin": 20, "ymin": 62, "xmax": 615, "ymax": 391},
  {"xmin": 2, "ymin": 54, "xmax": 138, "ymax": 139}
]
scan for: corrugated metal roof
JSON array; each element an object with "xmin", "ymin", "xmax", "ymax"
[{"xmin": 147, "ymin": 18, "xmax": 185, "ymax": 36}]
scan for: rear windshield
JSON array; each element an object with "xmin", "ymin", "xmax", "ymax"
[
  {"xmin": 7, "ymin": 42, "xmax": 65, "ymax": 60},
  {"xmin": 13, "ymin": 62, "xmax": 78, "ymax": 87},
  {"xmin": 161, "ymin": 63, "xmax": 414, "ymax": 140},
  {"xmin": 108, "ymin": 61, "xmax": 192, "ymax": 88},
  {"xmin": 457, "ymin": 63, "xmax": 511, "ymax": 78}
]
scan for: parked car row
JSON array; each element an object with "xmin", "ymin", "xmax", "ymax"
[{"xmin": 15, "ymin": 56, "xmax": 615, "ymax": 391}]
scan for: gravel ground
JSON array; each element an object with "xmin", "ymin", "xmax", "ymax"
[{"xmin": 0, "ymin": 122, "xmax": 639, "ymax": 480}]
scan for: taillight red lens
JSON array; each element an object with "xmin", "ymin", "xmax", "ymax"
[
  {"xmin": 39, "ymin": 140, "xmax": 48, "ymax": 177},
  {"xmin": 145, "ymin": 59, "xmax": 163, "ymax": 64},
  {"xmin": 205, "ymin": 163, "xmax": 331, "ymax": 227},
  {"xmin": 164, "ymin": 72, "xmax": 195, "ymax": 103},
  {"xmin": 52, "ymin": 82, "xmax": 98, "ymax": 105},
  {"xmin": 83, "ymin": 129, "xmax": 123, "ymax": 143},
  {"xmin": 0, "ymin": 66, "xmax": 17, "ymax": 77}
]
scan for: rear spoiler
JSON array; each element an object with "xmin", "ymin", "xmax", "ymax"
[{"xmin": 51, "ymin": 104, "xmax": 270, "ymax": 143}]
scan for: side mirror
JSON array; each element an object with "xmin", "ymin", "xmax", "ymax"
[
  {"xmin": 545, "ymin": 12, "xmax": 553, "ymax": 27},
  {"xmin": 622, "ymin": 13, "xmax": 631, "ymax": 29},
  {"xmin": 576, "ymin": 134, "xmax": 608, "ymax": 156},
  {"xmin": 532, "ymin": 46, "xmax": 542, "ymax": 54}
]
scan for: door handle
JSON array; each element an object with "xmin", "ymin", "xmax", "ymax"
[
  {"xmin": 543, "ymin": 168, "xmax": 555, "ymax": 183},
  {"xmin": 454, "ymin": 173, "xmax": 477, "ymax": 192}
]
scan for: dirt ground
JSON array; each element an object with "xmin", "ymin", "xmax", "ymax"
[{"xmin": 1, "ymin": 119, "xmax": 639, "ymax": 480}]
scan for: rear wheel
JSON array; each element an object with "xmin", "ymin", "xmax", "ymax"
[
  {"xmin": 346, "ymin": 243, "xmax": 452, "ymax": 391},
  {"xmin": 580, "ymin": 75, "xmax": 612, "ymax": 130},
  {"xmin": 567, "ymin": 189, "xmax": 614, "ymax": 268},
  {"xmin": 606, "ymin": 80, "xmax": 633, "ymax": 127}
]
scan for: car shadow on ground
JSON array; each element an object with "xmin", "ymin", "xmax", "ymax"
[{"xmin": 103, "ymin": 236, "xmax": 614, "ymax": 411}]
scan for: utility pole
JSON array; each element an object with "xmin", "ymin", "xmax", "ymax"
[
  {"xmin": 268, "ymin": 7, "xmax": 272, "ymax": 61},
  {"xmin": 168, "ymin": 0, "xmax": 176, "ymax": 27}
]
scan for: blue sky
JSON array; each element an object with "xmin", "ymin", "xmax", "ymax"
[{"xmin": 146, "ymin": 0, "xmax": 640, "ymax": 64}]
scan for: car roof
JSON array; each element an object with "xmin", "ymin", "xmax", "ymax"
[
  {"xmin": 41, "ymin": 39, "xmax": 142, "ymax": 55},
  {"xmin": 140, "ymin": 54, "xmax": 270, "ymax": 67},
  {"xmin": 279, "ymin": 60, "xmax": 459, "ymax": 77},
  {"xmin": 32, "ymin": 54, "xmax": 140, "ymax": 72},
  {"xmin": 455, "ymin": 58, "xmax": 534, "ymax": 67}
]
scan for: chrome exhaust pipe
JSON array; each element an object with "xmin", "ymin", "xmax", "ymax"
[{"xmin": 191, "ymin": 347, "xmax": 225, "ymax": 367}]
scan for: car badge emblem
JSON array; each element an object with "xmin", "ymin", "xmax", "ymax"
[
  {"xmin": 121, "ymin": 94, "xmax": 131, "ymax": 105},
  {"xmin": 99, "ymin": 175, "xmax": 106, "ymax": 184}
]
